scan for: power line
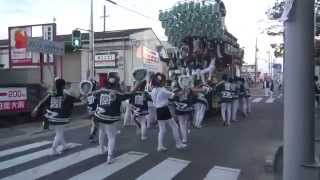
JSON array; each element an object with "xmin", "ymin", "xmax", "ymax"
[{"xmin": 105, "ymin": 0, "xmax": 158, "ymax": 22}]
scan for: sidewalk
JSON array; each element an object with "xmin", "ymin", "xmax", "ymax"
[{"xmin": 0, "ymin": 105, "xmax": 91, "ymax": 146}]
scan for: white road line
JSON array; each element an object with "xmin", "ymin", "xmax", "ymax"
[
  {"xmin": 0, "ymin": 143, "xmax": 80, "ymax": 171},
  {"xmin": 252, "ymin": 97, "xmax": 263, "ymax": 103},
  {"xmin": 204, "ymin": 166, "xmax": 241, "ymax": 180},
  {"xmin": 1, "ymin": 147, "xmax": 101, "ymax": 180},
  {"xmin": 69, "ymin": 151, "xmax": 148, "ymax": 180},
  {"xmin": 136, "ymin": 157, "xmax": 190, "ymax": 180},
  {"xmin": 266, "ymin": 98, "xmax": 275, "ymax": 103},
  {"xmin": 0, "ymin": 141, "xmax": 51, "ymax": 158}
]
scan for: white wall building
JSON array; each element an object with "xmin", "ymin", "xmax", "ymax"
[{"xmin": 0, "ymin": 28, "xmax": 166, "ymax": 91}]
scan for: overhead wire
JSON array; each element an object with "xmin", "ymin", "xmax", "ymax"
[{"xmin": 105, "ymin": 0, "xmax": 159, "ymax": 22}]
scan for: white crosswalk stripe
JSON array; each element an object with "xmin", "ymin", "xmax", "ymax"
[
  {"xmin": 69, "ymin": 151, "xmax": 148, "ymax": 180},
  {"xmin": 266, "ymin": 97, "xmax": 275, "ymax": 103},
  {"xmin": 1, "ymin": 147, "xmax": 101, "ymax": 180},
  {"xmin": 136, "ymin": 158, "xmax": 190, "ymax": 180},
  {"xmin": 0, "ymin": 143, "xmax": 80, "ymax": 171},
  {"xmin": 204, "ymin": 166, "xmax": 241, "ymax": 180},
  {"xmin": 252, "ymin": 97, "xmax": 263, "ymax": 103},
  {"xmin": 0, "ymin": 141, "xmax": 51, "ymax": 158},
  {"xmin": 251, "ymin": 96, "xmax": 282, "ymax": 104},
  {"xmin": 0, "ymin": 142, "xmax": 241, "ymax": 180}
]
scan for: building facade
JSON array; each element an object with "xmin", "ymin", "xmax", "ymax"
[{"xmin": 0, "ymin": 28, "xmax": 166, "ymax": 93}]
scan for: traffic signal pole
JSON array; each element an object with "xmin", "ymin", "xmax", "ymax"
[
  {"xmin": 284, "ymin": 0, "xmax": 320, "ymax": 179},
  {"xmin": 89, "ymin": 0, "xmax": 95, "ymax": 80}
]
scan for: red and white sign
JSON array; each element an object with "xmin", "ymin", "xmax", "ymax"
[
  {"xmin": 0, "ymin": 88, "xmax": 27, "ymax": 112},
  {"xmin": 137, "ymin": 46, "xmax": 160, "ymax": 71},
  {"xmin": 9, "ymin": 27, "xmax": 33, "ymax": 66}
]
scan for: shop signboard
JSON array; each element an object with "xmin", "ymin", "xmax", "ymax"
[
  {"xmin": 9, "ymin": 27, "xmax": 32, "ymax": 66},
  {"xmin": 94, "ymin": 52, "xmax": 117, "ymax": 68},
  {"xmin": 137, "ymin": 46, "xmax": 160, "ymax": 71},
  {"xmin": 0, "ymin": 87, "xmax": 27, "ymax": 112},
  {"xmin": 27, "ymin": 38, "xmax": 64, "ymax": 56}
]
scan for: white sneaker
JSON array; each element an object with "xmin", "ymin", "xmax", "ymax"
[
  {"xmin": 157, "ymin": 147, "xmax": 168, "ymax": 152},
  {"xmin": 61, "ymin": 144, "xmax": 73, "ymax": 152},
  {"xmin": 51, "ymin": 149, "xmax": 61, "ymax": 156},
  {"xmin": 107, "ymin": 155, "xmax": 114, "ymax": 164},
  {"xmin": 176, "ymin": 143, "xmax": 187, "ymax": 150}
]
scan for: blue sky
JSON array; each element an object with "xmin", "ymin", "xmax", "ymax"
[{"xmin": 0, "ymin": 0, "xmax": 279, "ymax": 72}]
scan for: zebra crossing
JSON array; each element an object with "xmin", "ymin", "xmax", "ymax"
[
  {"xmin": 250, "ymin": 94, "xmax": 283, "ymax": 104},
  {"xmin": 0, "ymin": 141, "xmax": 241, "ymax": 180}
]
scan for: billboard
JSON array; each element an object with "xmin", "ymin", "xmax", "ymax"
[
  {"xmin": 9, "ymin": 27, "xmax": 32, "ymax": 66},
  {"xmin": 137, "ymin": 46, "xmax": 160, "ymax": 71},
  {"xmin": 0, "ymin": 87, "xmax": 27, "ymax": 112}
]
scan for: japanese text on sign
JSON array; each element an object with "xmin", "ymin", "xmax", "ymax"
[
  {"xmin": 0, "ymin": 101, "xmax": 26, "ymax": 112},
  {"xmin": 0, "ymin": 88, "xmax": 27, "ymax": 112}
]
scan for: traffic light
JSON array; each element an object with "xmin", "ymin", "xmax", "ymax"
[{"xmin": 72, "ymin": 30, "xmax": 81, "ymax": 49}]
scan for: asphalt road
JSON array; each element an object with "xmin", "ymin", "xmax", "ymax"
[{"xmin": 0, "ymin": 95, "xmax": 283, "ymax": 180}]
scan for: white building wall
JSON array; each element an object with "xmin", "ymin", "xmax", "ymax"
[{"xmin": 130, "ymin": 29, "xmax": 167, "ymax": 75}]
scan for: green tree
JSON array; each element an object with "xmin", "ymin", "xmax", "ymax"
[
  {"xmin": 266, "ymin": 0, "xmax": 320, "ymax": 35},
  {"xmin": 265, "ymin": 0, "xmax": 320, "ymax": 58}
]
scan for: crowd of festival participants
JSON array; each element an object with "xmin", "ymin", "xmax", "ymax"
[{"xmin": 31, "ymin": 68, "xmax": 252, "ymax": 164}]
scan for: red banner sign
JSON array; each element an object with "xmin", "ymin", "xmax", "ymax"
[
  {"xmin": 0, "ymin": 88, "xmax": 28, "ymax": 112},
  {"xmin": 0, "ymin": 101, "xmax": 27, "ymax": 112}
]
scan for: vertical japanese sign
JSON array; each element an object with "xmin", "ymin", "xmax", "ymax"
[
  {"xmin": 43, "ymin": 25, "xmax": 54, "ymax": 63},
  {"xmin": 9, "ymin": 27, "xmax": 32, "ymax": 66},
  {"xmin": 0, "ymin": 88, "xmax": 28, "ymax": 112}
]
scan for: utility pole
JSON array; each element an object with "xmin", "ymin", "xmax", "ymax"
[
  {"xmin": 254, "ymin": 37, "xmax": 258, "ymax": 83},
  {"xmin": 283, "ymin": 0, "xmax": 319, "ymax": 179},
  {"xmin": 89, "ymin": 0, "xmax": 95, "ymax": 80},
  {"xmin": 101, "ymin": 5, "xmax": 108, "ymax": 32}
]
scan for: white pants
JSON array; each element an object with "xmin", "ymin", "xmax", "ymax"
[
  {"xmin": 89, "ymin": 116, "xmax": 98, "ymax": 138},
  {"xmin": 269, "ymin": 90, "xmax": 273, "ymax": 98},
  {"xmin": 241, "ymin": 97, "xmax": 251, "ymax": 115},
  {"xmin": 157, "ymin": 119, "xmax": 183, "ymax": 149},
  {"xmin": 193, "ymin": 103, "xmax": 206, "ymax": 128},
  {"xmin": 232, "ymin": 99, "xmax": 239, "ymax": 121},
  {"xmin": 123, "ymin": 102, "xmax": 133, "ymax": 126},
  {"xmin": 136, "ymin": 116, "xmax": 148, "ymax": 139},
  {"xmin": 246, "ymin": 97, "xmax": 251, "ymax": 113},
  {"xmin": 265, "ymin": 88, "xmax": 269, "ymax": 96},
  {"xmin": 221, "ymin": 103, "xmax": 232, "ymax": 124},
  {"xmin": 52, "ymin": 125, "xmax": 66, "ymax": 152},
  {"xmin": 177, "ymin": 114, "xmax": 192, "ymax": 143},
  {"xmin": 99, "ymin": 122, "xmax": 118, "ymax": 157}
]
